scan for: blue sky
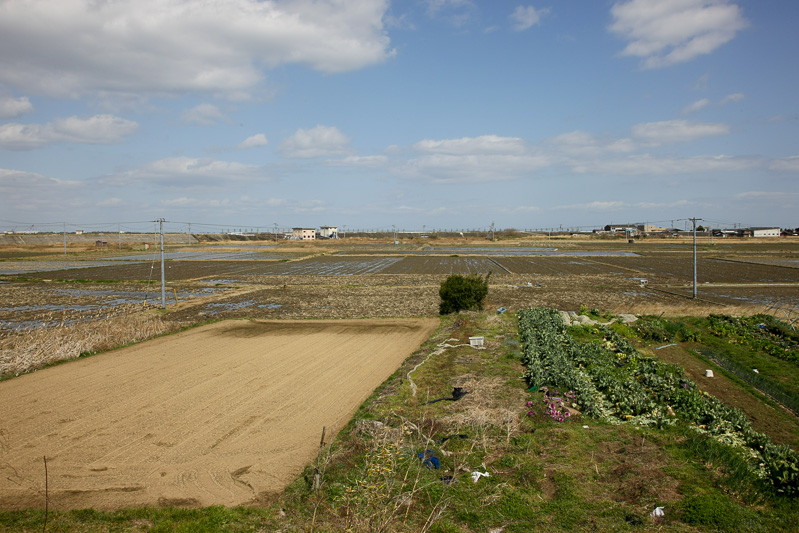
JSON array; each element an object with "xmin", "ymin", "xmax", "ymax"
[{"xmin": 1, "ymin": 0, "xmax": 797, "ymax": 233}]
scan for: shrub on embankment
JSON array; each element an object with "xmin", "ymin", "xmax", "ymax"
[{"xmin": 438, "ymin": 272, "xmax": 491, "ymax": 315}]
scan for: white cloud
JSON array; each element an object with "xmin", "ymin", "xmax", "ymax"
[
  {"xmin": 720, "ymin": 92, "xmax": 745, "ymax": 105},
  {"xmin": 693, "ymin": 73, "xmax": 711, "ymax": 91},
  {"xmin": 769, "ymin": 114, "xmax": 799, "ymax": 123},
  {"xmin": 0, "ymin": 95, "xmax": 33, "ymax": 118},
  {"xmin": 399, "ymin": 154, "xmax": 550, "ymax": 183},
  {"xmin": 414, "ymin": 135, "xmax": 527, "ymax": 155},
  {"xmin": 769, "ymin": 156, "xmax": 799, "ymax": 173},
  {"xmin": 681, "ymin": 98, "xmax": 710, "ymax": 115},
  {"xmin": 631, "ymin": 119, "xmax": 730, "ymax": 145},
  {"xmin": 424, "ymin": 0, "xmax": 475, "ymax": 26},
  {"xmin": 554, "ymin": 199, "xmax": 693, "ymax": 211},
  {"xmin": 734, "ymin": 191, "xmax": 799, "ymax": 209},
  {"xmin": 0, "ymin": 168, "xmax": 85, "ymax": 211},
  {"xmin": 571, "ymin": 154, "xmax": 757, "ymax": 175},
  {"xmin": 550, "ymin": 131, "xmax": 635, "ymax": 156},
  {"xmin": 425, "ymin": 0, "xmax": 474, "ymax": 13},
  {"xmin": 399, "ymin": 134, "xmax": 549, "ymax": 183},
  {"xmin": 510, "ymin": 6, "xmax": 550, "ymax": 31},
  {"xmin": 609, "ymin": 0, "xmax": 748, "ymax": 69},
  {"xmin": 682, "ymin": 94, "xmax": 745, "ymax": 115},
  {"xmin": 162, "ymin": 197, "xmax": 232, "ymax": 208},
  {"xmin": 238, "ymin": 133, "xmax": 269, "ymax": 149},
  {"xmin": 0, "ymin": 114, "xmax": 138, "ymax": 150},
  {"xmin": 0, "ymin": 0, "xmax": 394, "ymax": 98},
  {"xmin": 280, "ymin": 125, "xmax": 351, "ymax": 158},
  {"xmin": 326, "ymin": 155, "xmax": 388, "ymax": 167},
  {"xmin": 97, "ymin": 197, "xmax": 123, "ymax": 207},
  {"xmin": 181, "ymin": 104, "xmax": 227, "ymax": 126},
  {"xmin": 99, "ymin": 157, "xmax": 263, "ymax": 187},
  {"xmin": 0, "ymin": 168, "xmax": 80, "ymax": 188}
]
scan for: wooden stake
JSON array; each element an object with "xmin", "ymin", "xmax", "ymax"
[
  {"xmin": 312, "ymin": 426, "xmax": 326, "ymax": 491},
  {"xmin": 43, "ymin": 455, "xmax": 48, "ymax": 533}
]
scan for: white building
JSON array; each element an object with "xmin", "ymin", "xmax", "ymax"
[
  {"xmin": 750, "ymin": 227, "xmax": 781, "ymax": 238},
  {"xmin": 291, "ymin": 228, "xmax": 316, "ymax": 240},
  {"xmin": 319, "ymin": 226, "xmax": 338, "ymax": 239}
]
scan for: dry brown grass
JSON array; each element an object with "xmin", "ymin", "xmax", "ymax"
[{"xmin": 0, "ymin": 310, "xmax": 177, "ymax": 377}]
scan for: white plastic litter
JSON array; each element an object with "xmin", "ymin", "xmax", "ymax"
[
  {"xmin": 704, "ymin": 369, "xmax": 714, "ymax": 378},
  {"xmin": 650, "ymin": 507, "xmax": 665, "ymax": 518},
  {"xmin": 471, "ymin": 471, "xmax": 490, "ymax": 483},
  {"xmin": 582, "ymin": 425, "xmax": 590, "ymax": 429}
]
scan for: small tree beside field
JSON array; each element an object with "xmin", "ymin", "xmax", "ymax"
[{"xmin": 439, "ymin": 272, "xmax": 491, "ymax": 315}]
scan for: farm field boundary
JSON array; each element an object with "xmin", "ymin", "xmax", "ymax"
[{"xmin": 0, "ymin": 317, "xmax": 438, "ymax": 510}]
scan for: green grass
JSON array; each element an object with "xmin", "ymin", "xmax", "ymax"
[{"xmin": 631, "ymin": 314, "xmax": 799, "ymax": 419}]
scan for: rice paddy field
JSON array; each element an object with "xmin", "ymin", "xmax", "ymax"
[{"xmin": 0, "ymin": 234, "xmax": 797, "ymax": 332}]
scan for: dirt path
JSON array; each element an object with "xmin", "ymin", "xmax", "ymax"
[{"xmin": 0, "ymin": 318, "xmax": 439, "ymax": 510}]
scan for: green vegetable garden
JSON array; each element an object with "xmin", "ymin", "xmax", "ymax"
[{"xmin": 518, "ymin": 307, "xmax": 799, "ymax": 498}]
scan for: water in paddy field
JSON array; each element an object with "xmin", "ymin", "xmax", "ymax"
[
  {"xmin": 54, "ymin": 287, "xmax": 221, "ymax": 301},
  {"xmin": 427, "ymin": 247, "xmax": 558, "ymax": 252},
  {"xmin": 0, "ymin": 261, "xmax": 120, "ymax": 275},
  {"xmin": 383, "ymin": 248, "xmax": 640, "ymax": 256},
  {"xmin": 0, "ymin": 287, "xmax": 228, "ymax": 331},
  {"xmin": 105, "ymin": 250, "xmax": 275, "ymax": 261},
  {"xmin": 204, "ymin": 244, "xmax": 279, "ymax": 250}
]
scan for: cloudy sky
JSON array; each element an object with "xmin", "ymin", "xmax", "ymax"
[{"xmin": 1, "ymin": 0, "xmax": 797, "ymax": 232}]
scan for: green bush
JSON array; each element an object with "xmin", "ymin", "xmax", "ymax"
[{"xmin": 439, "ymin": 272, "xmax": 491, "ymax": 314}]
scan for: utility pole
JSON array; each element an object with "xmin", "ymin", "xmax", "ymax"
[
  {"xmin": 690, "ymin": 217, "xmax": 702, "ymax": 298},
  {"xmin": 159, "ymin": 218, "xmax": 166, "ymax": 309},
  {"xmin": 118, "ymin": 223, "xmax": 121, "ymax": 250},
  {"xmin": 63, "ymin": 223, "xmax": 67, "ymax": 255},
  {"xmin": 491, "ymin": 221, "xmax": 495, "ymax": 241}
]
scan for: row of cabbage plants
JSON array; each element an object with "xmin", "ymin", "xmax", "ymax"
[{"xmin": 518, "ymin": 307, "xmax": 799, "ymax": 497}]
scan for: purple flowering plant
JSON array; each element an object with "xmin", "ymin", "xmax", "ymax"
[{"xmin": 526, "ymin": 388, "xmax": 574, "ymax": 422}]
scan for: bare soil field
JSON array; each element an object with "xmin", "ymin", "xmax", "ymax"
[{"xmin": 0, "ymin": 318, "xmax": 438, "ymax": 510}]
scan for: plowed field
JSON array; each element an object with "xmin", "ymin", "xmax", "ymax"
[{"xmin": 0, "ymin": 318, "xmax": 438, "ymax": 510}]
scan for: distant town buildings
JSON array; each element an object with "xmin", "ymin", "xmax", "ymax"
[
  {"xmin": 286, "ymin": 226, "xmax": 339, "ymax": 240},
  {"xmin": 600, "ymin": 224, "xmax": 785, "ymax": 237}
]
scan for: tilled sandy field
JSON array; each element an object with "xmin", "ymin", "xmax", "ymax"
[{"xmin": 0, "ymin": 318, "xmax": 438, "ymax": 510}]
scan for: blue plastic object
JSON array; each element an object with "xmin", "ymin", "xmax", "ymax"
[{"xmin": 418, "ymin": 450, "xmax": 441, "ymax": 469}]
